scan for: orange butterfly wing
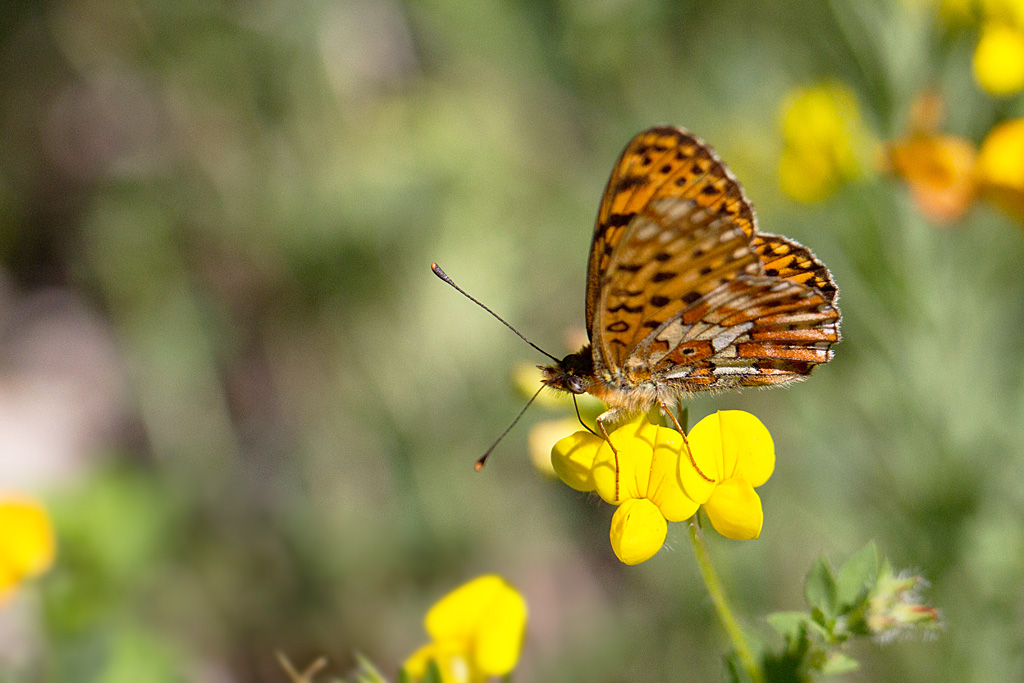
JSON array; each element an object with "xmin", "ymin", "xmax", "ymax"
[
  {"xmin": 586, "ymin": 126, "xmax": 756, "ymax": 334},
  {"xmin": 585, "ymin": 128, "xmax": 840, "ymax": 402}
]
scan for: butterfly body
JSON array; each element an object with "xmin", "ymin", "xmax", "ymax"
[{"xmin": 540, "ymin": 126, "xmax": 840, "ymax": 418}]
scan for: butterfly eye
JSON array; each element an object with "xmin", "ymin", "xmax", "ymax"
[{"xmin": 567, "ymin": 376, "xmax": 586, "ymax": 394}]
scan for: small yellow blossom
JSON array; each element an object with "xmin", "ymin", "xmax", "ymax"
[
  {"xmin": 403, "ymin": 575, "xmax": 528, "ymax": 683},
  {"xmin": 515, "ymin": 363, "xmax": 604, "ymax": 478},
  {"xmin": 550, "ymin": 412, "xmax": 775, "ymax": 564},
  {"xmin": 778, "ymin": 83, "xmax": 867, "ymax": 202},
  {"xmin": 978, "ymin": 118, "xmax": 1024, "ymax": 220},
  {"xmin": 0, "ymin": 497, "xmax": 56, "ymax": 604},
  {"xmin": 974, "ymin": 23, "xmax": 1024, "ymax": 95},
  {"xmin": 979, "ymin": 0, "xmax": 1024, "ymax": 29}
]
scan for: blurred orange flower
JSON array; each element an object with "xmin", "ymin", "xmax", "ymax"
[{"xmin": 886, "ymin": 133, "xmax": 978, "ymax": 223}]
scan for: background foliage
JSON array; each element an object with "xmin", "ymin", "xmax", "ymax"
[{"xmin": 1, "ymin": 0, "xmax": 1022, "ymax": 680}]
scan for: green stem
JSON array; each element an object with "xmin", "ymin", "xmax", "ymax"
[{"xmin": 687, "ymin": 518, "xmax": 763, "ymax": 683}]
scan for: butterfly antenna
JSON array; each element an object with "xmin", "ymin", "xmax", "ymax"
[
  {"xmin": 475, "ymin": 385, "xmax": 545, "ymax": 471},
  {"xmin": 431, "ymin": 263, "xmax": 560, "ymax": 363}
]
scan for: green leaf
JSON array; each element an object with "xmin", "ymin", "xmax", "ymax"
[
  {"xmin": 762, "ymin": 631, "xmax": 814, "ymax": 683},
  {"xmin": 804, "ymin": 559, "xmax": 838, "ymax": 619},
  {"xmin": 836, "ymin": 543, "xmax": 880, "ymax": 610},
  {"xmin": 397, "ymin": 667, "xmax": 412, "ymax": 683},
  {"xmin": 820, "ymin": 652, "xmax": 860, "ymax": 676},
  {"xmin": 767, "ymin": 611, "xmax": 812, "ymax": 640}
]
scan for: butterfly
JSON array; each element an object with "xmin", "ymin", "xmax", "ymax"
[{"xmin": 540, "ymin": 126, "xmax": 841, "ymax": 452}]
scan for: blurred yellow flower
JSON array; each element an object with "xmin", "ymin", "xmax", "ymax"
[
  {"xmin": 778, "ymin": 82, "xmax": 866, "ymax": 202},
  {"xmin": 0, "ymin": 497, "xmax": 56, "ymax": 603},
  {"xmin": 979, "ymin": 0, "xmax": 1024, "ymax": 28},
  {"xmin": 514, "ymin": 363, "xmax": 603, "ymax": 478},
  {"xmin": 978, "ymin": 118, "xmax": 1024, "ymax": 219},
  {"xmin": 550, "ymin": 412, "xmax": 774, "ymax": 564},
  {"xmin": 404, "ymin": 575, "xmax": 527, "ymax": 683},
  {"xmin": 973, "ymin": 23, "xmax": 1024, "ymax": 95}
]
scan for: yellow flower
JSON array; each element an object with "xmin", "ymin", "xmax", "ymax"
[
  {"xmin": 513, "ymin": 363, "xmax": 603, "ymax": 478},
  {"xmin": 977, "ymin": 118, "xmax": 1024, "ymax": 220},
  {"xmin": 0, "ymin": 497, "xmax": 56, "ymax": 604},
  {"xmin": 778, "ymin": 82, "xmax": 867, "ymax": 202},
  {"xmin": 403, "ymin": 575, "xmax": 528, "ymax": 683},
  {"xmin": 686, "ymin": 411, "xmax": 775, "ymax": 541},
  {"xmin": 551, "ymin": 412, "xmax": 775, "ymax": 565},
  {"xmin": 979, "ymin": 0, "xmax": 1024, "ymax": 28},
  {"xmin": 974, "ymin": 22, "xmax": 1024, "ymax": 95}
]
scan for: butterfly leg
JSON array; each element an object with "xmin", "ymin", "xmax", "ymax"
[
  {"xmin": 659, "ymin": 400, "xmax": 715, "ymax": 483},
  {"xmin": 596, "ymin": 409, "xmax": 622, "ymax": 502}
]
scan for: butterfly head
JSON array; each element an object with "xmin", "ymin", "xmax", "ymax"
[{"xmin": 540, "ymin": 346, "xmax": 594, "ymax": 395}]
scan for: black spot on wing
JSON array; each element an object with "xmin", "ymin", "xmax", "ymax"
[{"xmin": 608, "ymin": 303, "xmax": 643, "ymax": 314}]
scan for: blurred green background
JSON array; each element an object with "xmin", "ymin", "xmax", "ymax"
[{"xmin": 2, "ymin": 0, "xmax": 1024, "ymax": 680}]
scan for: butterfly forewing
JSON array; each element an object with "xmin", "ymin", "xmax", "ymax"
[
  {"xmin": 581, "ymin": 126, "xmax": 840, "ymax": 404},
  {"xmin": 595, "ymin": 197, "xmax": 762, "ymax": 373},
  {"xmin": 586, "ymin": 127, "xmax": 757, "ymax": 334}
]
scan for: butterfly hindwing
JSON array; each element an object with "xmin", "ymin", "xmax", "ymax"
[
  {"xmin": 643, "ymin": 275, "xmax": 840, "ymax": 391},
  {"xmin": 593, "ymin": 197, "xmax": 762, "ymax": 374},
  {"xmin": 754, "ymin": 234, "xmax": 839, "ymax": 305}
]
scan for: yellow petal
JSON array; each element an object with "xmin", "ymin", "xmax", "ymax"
[
  {"xmin": 550, "ymin": 430, "xmax": 603, "ymax": 492},
  {"xmin": 472, "ymin": 586, "xmax": 528, "ymax": 676},
  {"xmin": 778, "ymin": 82, "xmax": 865, "ymax": 203},
  {"xmin": 531, "ymin": 418, "xmax": 580, "ymax": 477},
  {"xmin": 666, "ymin": 423, "xmax": 718, "ymax": 505},
  {"xmin": 424, "ymin": 575, "xmax": 527, "ymax": 678},
  {"xmin": 779, "ymin": 148, "xmax": 840, "ymax": 203},
  {"xmin": 979, "ymin": 118, "xmax": 1024, "ymax": 189},
  {"xmin": 403, "ymin": 643, "xmax": 438, "ymax": 680},
  {"xmin": 703, "ymin": 478, "xmax": 764, "ymax": 540},
  {"xmin": 0, "ymin": 498, "xmax": 56, "ymax": 594},
  {"xmin": 717, "ymin": 411, "xmax": 775, "ymax": 486},
  {"xmin": 404, "ymin": 643, "xmax": 476, "ymax": 683},
  {"xmin": 425, "ymin": 575, "xmax": 503, "ymax": 642},
  {"xmin": 974, "ymin": 23, "xmax": 1024, "ymax": 96},
  {"xmin": 592, "ymin": 419, "xmax": 658, "ymax": 504},
  {"xmin": 978, "ymin": 118, "xmax": 1024, "ymax": 221},
  {"xmin": 781, "ymin": 84, "xmax": 858, "ymax": 149},
  {"xmin": 686, "ymin": 414, "xmax": 726, "ymax": 482},
  {"xmin": 609, "ymin": 498, "xmax": 668, "ymax": 565},
  {"xmin": 647, "ymin": 427, "xmax": 700, "ymax": 521}
]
